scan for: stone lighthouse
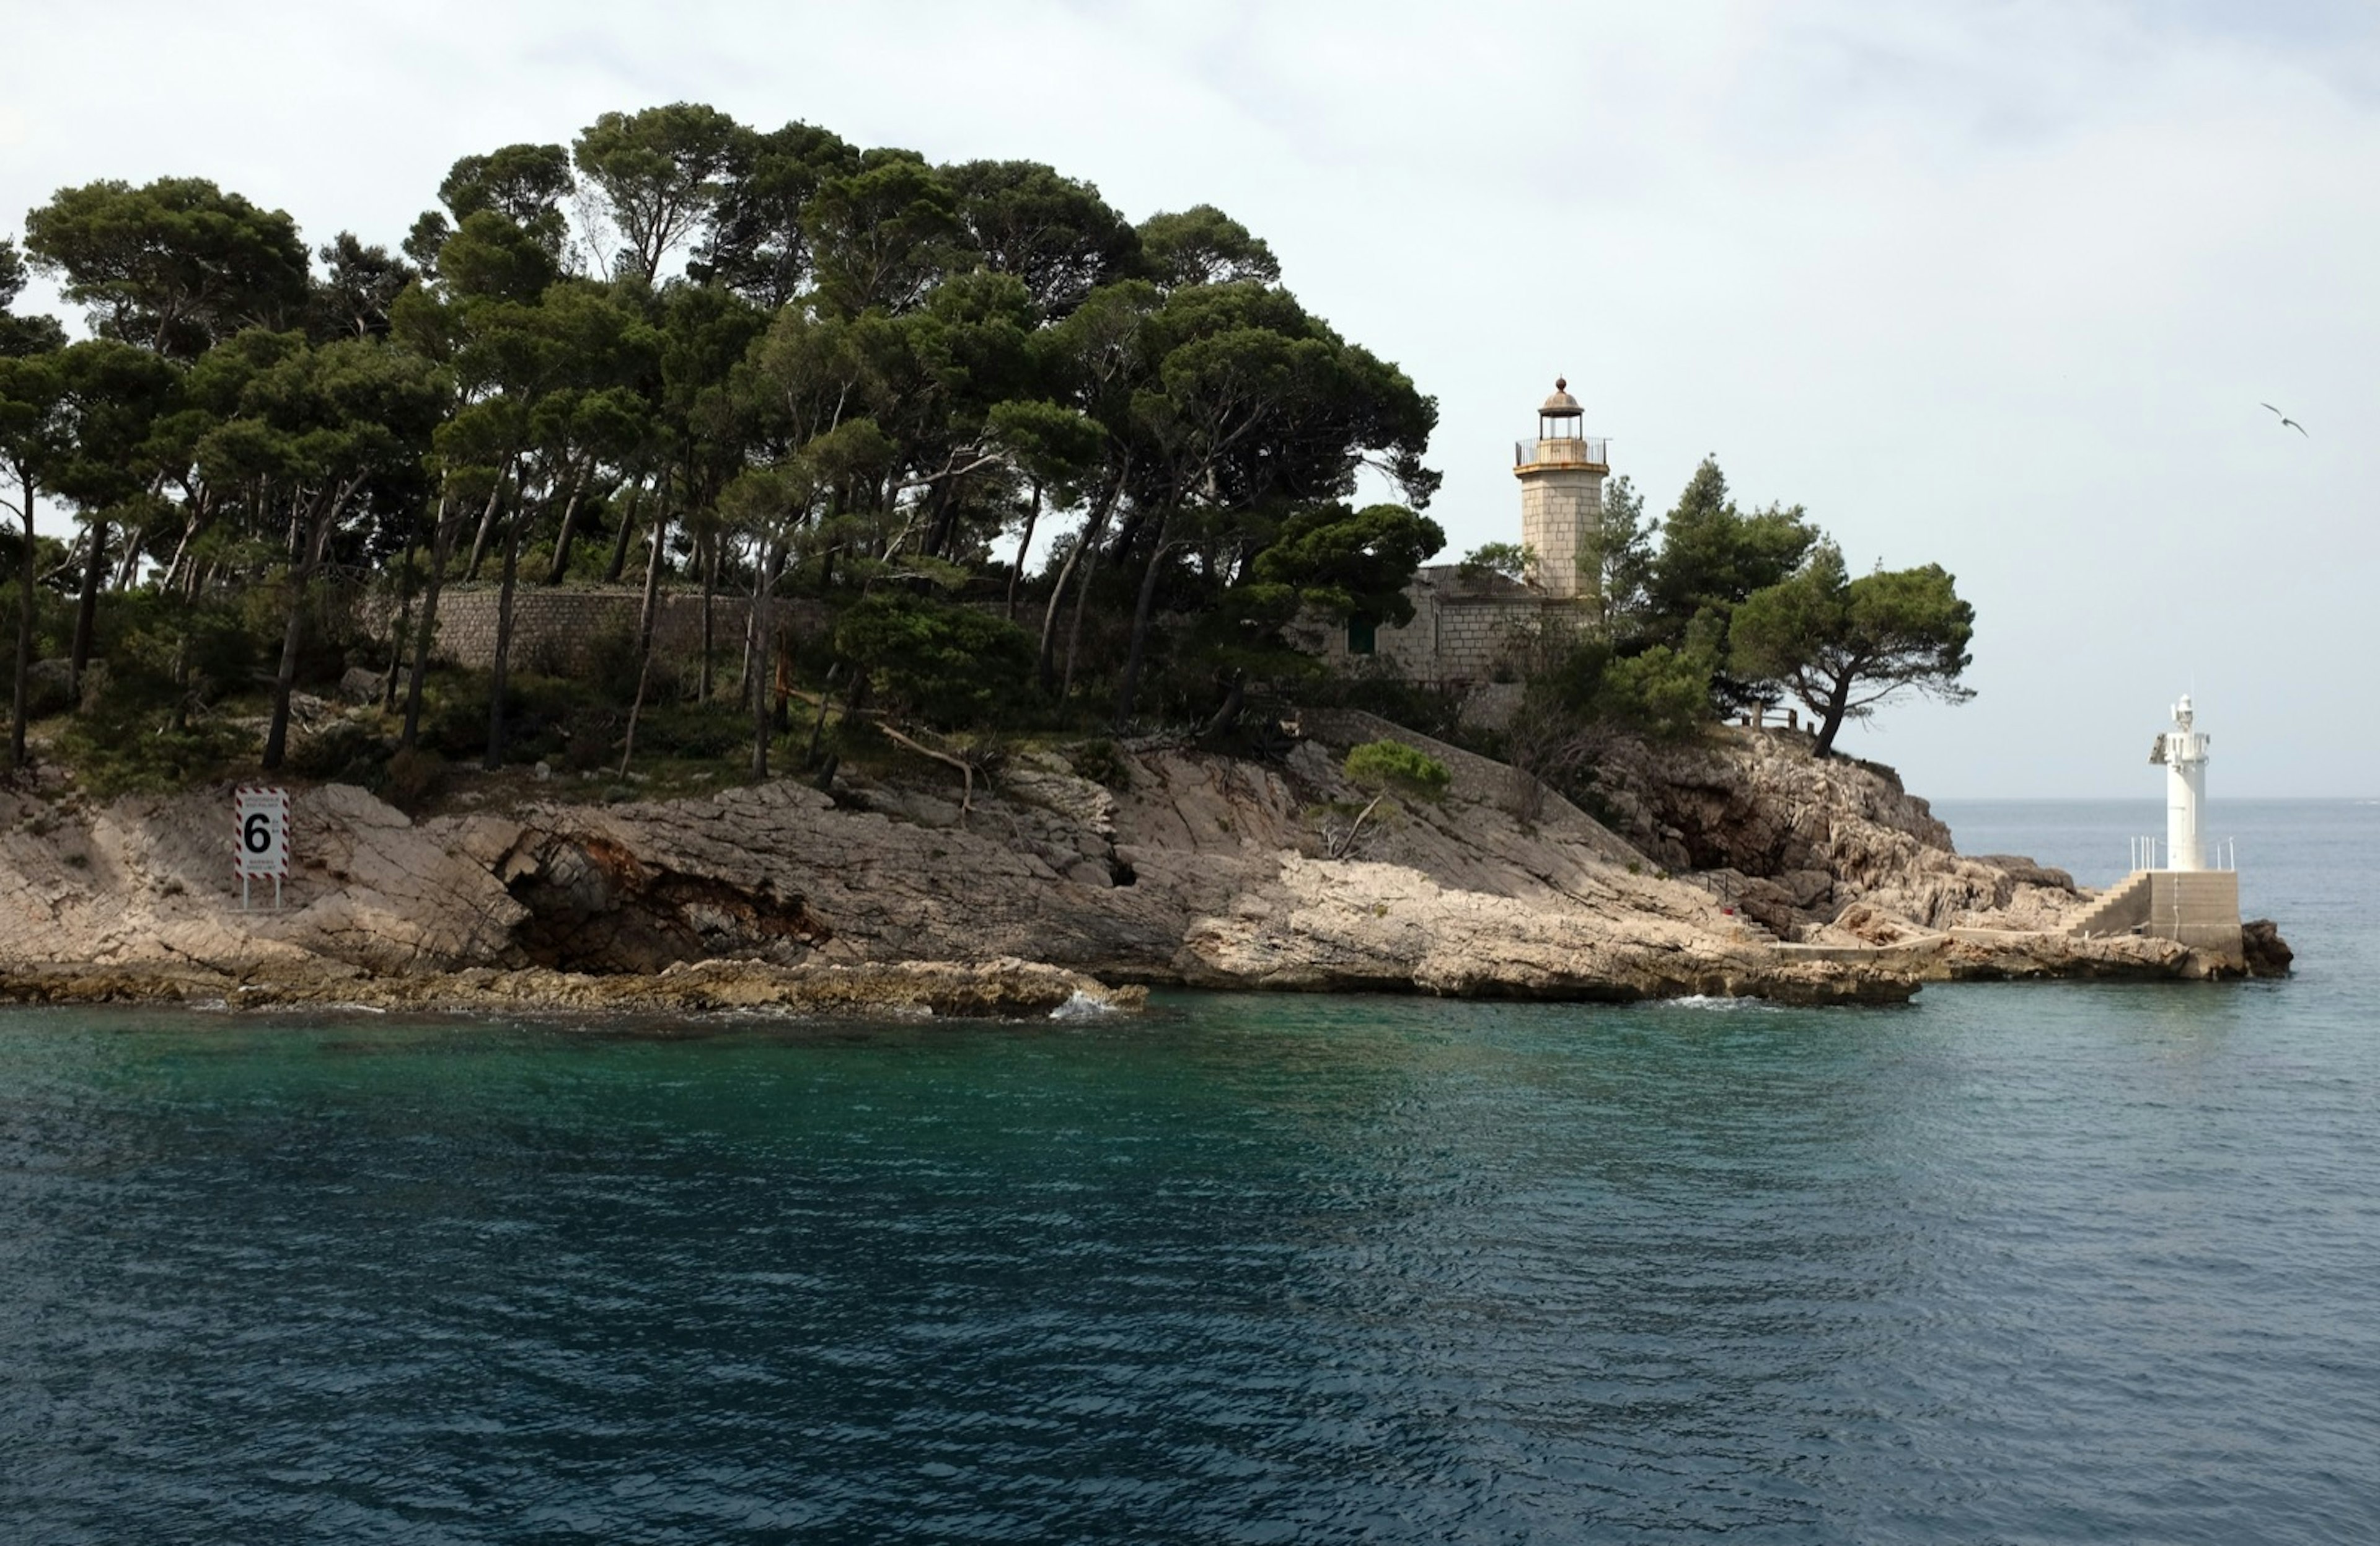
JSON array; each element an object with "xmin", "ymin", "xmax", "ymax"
[
  {"xmin": 2152, "ymin": 694, "xmax": 2211, "ymax": 871},
  {"xmin": 1513, "ymin": 378, "xmax": 1608, "ymax": 599}
]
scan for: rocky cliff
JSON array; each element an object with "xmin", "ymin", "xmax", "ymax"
[
  {"xmin": 1590, "ymin": 729, "xmax": 2084, "ymax": 938},
  {"xmin": 0, "ymin": 718, "xmax": 2276, "ymax": 1014}
]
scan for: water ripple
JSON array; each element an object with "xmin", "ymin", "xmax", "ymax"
[{"xmin": 4, "ymin": 800, "xmax": 2380, "ymax": 1542}]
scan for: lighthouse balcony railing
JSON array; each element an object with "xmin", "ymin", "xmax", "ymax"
[
  {"xmin": 2127, "ymin": 836, "xmax": 2237, "ymax": 872},
  {"xmin": 1516, "ymin": 437, "xmax": 1608, "ymax": 467}
]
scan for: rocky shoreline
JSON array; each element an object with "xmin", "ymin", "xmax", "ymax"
[
  {"xmin": 0, "ymin": 718, "xmax": 2287, "ymax": 1016},
  {"xmin": 0, "ymin": 956, "xmax": 1142, "ymax": 1019}
]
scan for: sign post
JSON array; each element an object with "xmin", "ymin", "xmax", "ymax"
[{"xmin": 234, "ymin": 787, "xmax": 289, "ymax": 911}]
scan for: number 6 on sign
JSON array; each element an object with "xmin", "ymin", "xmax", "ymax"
[{"xmin": 234, "ymin": 787, "xmax": 289, "ymax": 910}]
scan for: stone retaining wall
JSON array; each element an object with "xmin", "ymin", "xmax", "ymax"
[
  {"xmin": 372, "ymin": 588, "xmax": 829, "ymax": 677},
  {"xmin": 384, "ymin": 571, "xmax": 1583, "ymax": 698}
]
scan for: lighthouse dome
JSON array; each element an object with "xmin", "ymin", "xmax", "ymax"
[{"xmin": 1539, "ymin": 378, "xmax": 1582, "ymax": 418}]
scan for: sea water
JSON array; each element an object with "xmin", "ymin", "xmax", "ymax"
[{"xmin": 2, "ymin": 802, "xmax": 2375, "ymax": 1544}]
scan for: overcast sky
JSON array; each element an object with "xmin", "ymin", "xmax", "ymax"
[{"xmin": 7, "ymin": 1, "xmax": 2374, "ymax": 800}]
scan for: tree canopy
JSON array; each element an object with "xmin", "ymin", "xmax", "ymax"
[
  {"xmin": 0, "ymin": 100, "xmax": 1973, "ymax": 803},
  {"xmin": 0, "ymin": 100, "xmax": 1445, "ymax": 790},
  {"xmin": 1510, "ymin": 454, "xmax": 1973, "ymax": 775},
  {"xmin": 1729, "ymin": 542, "xmax": 1975, "ymax": 756},
  {"xmin": 24, "ymin": 179, "xmax": 311, "ymax": 358}
]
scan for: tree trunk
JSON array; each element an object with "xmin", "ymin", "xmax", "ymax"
[
  {"xmin": 1197, "ymin": 670, "xmax": 1246, "ymax": 743},
  {"xmin": 1060, "ymin": 536, "xmax": 1103, "ymax": 703},
  {"xmin": 160, "ymin": 512, "xmax": 200, "ymax": 595},
  {"xmin": 1006, "ymin": 479, "xmax": 1040, "ymax": 622},
  {"xmin": 699, "ymin": 528, "xmax": 718, "ymax": 702},
  {"xmin": 602, "ymin": 482, "xmax": 642, "ymax": 583},
  {"xmin": 922, "ymin": 480, "xmax": 959, "ymax": 561},
  {"xmin": 1810, "ymin": 675, "xmax": 1854, "ymax": 758},
  {"xmin": 635, "ymin": 506, "xmax": 668, "ymax": 660},
  {"xmin": 68, "ymin": 513, "xmax": 105, "ymax": 704},
  {"xmin": 747, "ymin": 544, "xmax": 776, "ymax": 782},
  {"xmin": 482, "ymin": 505, "xmax": 525, "ymax": 771},
  {"xmin": 1038, "ymin": 488, "xmax": 1116, "ymax": 693},
  {"xmin": 736, "ymin": 537, "xmax": 759, "ymax": 714},
  {"xmin": 802, "ymin": 664, "xmax": 837, "ymax": 768},
  {"xmin": 772, "ymin": 634, "xmax": 793, "ymax": 733},
  {"xmin": 741, "ymin": 539, "xmax": 785, "ymax": 716},
  {"xmin": 382, "ymin": 521, "xmax": 421, "ymax": 712},
  {"xmin": 618, "ymin": 650, "xmax": 651, "ymax": 780},
  {"xmin": 542, "ymin": 467, "xmax": 588, "ymax": 586},
  {"xmin": 1111, "ymin": 512, "xmax": 1173, "ymax": 731},
  {"xmin": 400, "ymin": 495, "xmax": 458, "ymax": 753},
  {"xmin": 262, "ymin": 489, "xmax": 348, "ymax": 772},
  {"xmin": 618, "ymin": 505, "xmax": 671, "ymax": 779},
  {"xmin": 111, "ymin": 526, "xmax": 146, "ymax": 590},
  {"xmin": 462, "ymin": 469, "xmax": 509, "ymax": 581},
  {"xmin": 261, "ymin": 574, "xmax": 310, "ymax": 772},
  {"xmin": 10, "ymin": 472, "xmax": 35, "ymax": 770},
  {"xmin": 814, "ymin": 669, "xmax": 867, "ymax": 792}
]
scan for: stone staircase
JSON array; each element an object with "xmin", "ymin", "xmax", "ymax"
[{"xmin": 2067, "ymin": 870, "xmax": 2153, "ymax": 937}]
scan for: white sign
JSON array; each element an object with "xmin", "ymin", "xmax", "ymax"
[{"xmin": 234, "ymin": 787, "xmax": 289, "ymax": 892}]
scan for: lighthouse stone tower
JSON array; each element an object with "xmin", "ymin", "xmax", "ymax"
[
  {"xmin": 1513, "ymin": 379, "xmax": 1608, "ymax": 601},
  {"xmin": 1313, "ymin": 374, "xmax": 1624, "ymax": 689}
]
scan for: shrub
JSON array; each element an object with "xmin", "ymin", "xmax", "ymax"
[
  {"xmin": 832, "ymin": 593, "xmax": 1037, "ymax": 729},
  {"xmin": 1599, "ymin": 646, "xmax": 1712, "ymax": 742},
  {"xmin": 633, "ymin": 701, "xmax": 745, "ymax": 761},
  {"xmin": 585, "ymin": 617, "xmax": 645, "ymax": 702},
  {"xmin": 1540, "ymin": 638, "xmax": 1712, "ymax": 744},
  {"xmin": 55, "ymin": 689, "xmax": 244, "ymax": 797},
  {"xmin": 1302, "ymin": 666, "xmax": 1465, "ymax": 741},
  {"xmin": 50, "ymin": 601, "xmax": 256, "ymax": 795},
  {"xmin": 1342, "ymin": 739, "xmax": 1451, "ymax": 800},
  {"xmin": 418, "ymin": 669, "xmax": 582, "ymax": 763},
  {"xmin": 1065, "ymin": 737, "xmax": 1127, "ymax": 788},
  {"xmin": 86, "ymin": 590, "xmax": 258, "ymax": 711},
  {"xmin": 22, "ymin": 660, "xmax": 76, "ymax": 720},
  {"xmin": 420, "ymin": 674, "xmax": 493, "ymax": 759},
  {"xmin": 560, "ymin": 706, "xmax": 622, "ymax": 772},
  {"xmin": 380, "ymin": 747, "xmax": 446, "ymax": 811},
  {"xmin": 288, "ymin": 715, "xmax": 390, "ymax": 781}
]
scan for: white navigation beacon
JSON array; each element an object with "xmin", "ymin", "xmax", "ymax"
[
  {"xmin": 2149, "ymin": 695, "xmax": 2210, "ymax": 872},
  {"xmin": 2087, "ymin": 694, "xmax": 2241, "ymax": 958}
]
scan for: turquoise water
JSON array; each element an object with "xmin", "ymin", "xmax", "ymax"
[{"xmin": 2, "ymin": 802, "xmax": 2377, "ymax": 1543}]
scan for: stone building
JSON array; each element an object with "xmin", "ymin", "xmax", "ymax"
[{"xmin": 1302, "ymin": 378, "xmax": 1612, "ymax": 691}]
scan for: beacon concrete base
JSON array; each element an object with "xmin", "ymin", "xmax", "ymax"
[{"xmin": 2069, "ymin": 869, "xmax": 2242, "ymax": 965}]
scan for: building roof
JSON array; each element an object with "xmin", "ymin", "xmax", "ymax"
[{"xmin": 1540, "ymin": 376, "xmax": 1582, "ymax": 418}]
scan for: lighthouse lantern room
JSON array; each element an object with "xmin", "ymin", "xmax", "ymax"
[{"xmin": 1512, "ymin": 378, "xmax": 1609, "ymax": 601}]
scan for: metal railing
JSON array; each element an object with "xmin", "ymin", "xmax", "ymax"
[
  {"xmin": 2128, "ymin": 836, "xmax": 2237, "ymax": 871},
  {"xmin": 1514, "ymin": 436, "xmax": 1608, "ymax": 467}
]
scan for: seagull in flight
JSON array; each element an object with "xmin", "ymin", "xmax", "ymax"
[{"xmin": 2261, "ymin": 402, "xmax": 2309, "ymax": 436}]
